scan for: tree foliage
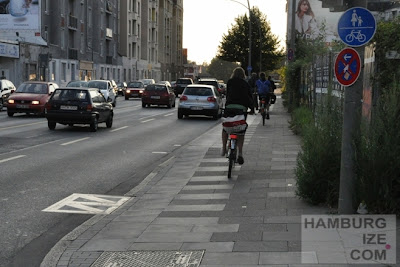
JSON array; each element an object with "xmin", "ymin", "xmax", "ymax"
[
  {"xmin": 217, "ymin": 7, "xmax": 284, "ymax": 74},
  {"xmin": 206, "ymin": 58, "xmax": 240, "ymax": 82}
]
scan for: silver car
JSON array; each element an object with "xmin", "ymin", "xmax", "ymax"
[{"xmin": 177, "ymin": 84, "xmax": 223, "ymax": 120}]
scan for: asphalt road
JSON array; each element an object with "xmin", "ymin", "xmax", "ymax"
[{"xmin": 0, "ymin": 96, "xmax": 221, "ymax": 267}]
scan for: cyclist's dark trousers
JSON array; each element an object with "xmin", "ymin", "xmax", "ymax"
[{"xmin": 252, "ymin": 94, "xmax": 258, "ymax": 109}]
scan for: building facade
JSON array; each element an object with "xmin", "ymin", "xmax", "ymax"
[{"xmin": 0, "ymin": 0, "xmax": 184, "ymax": 87}]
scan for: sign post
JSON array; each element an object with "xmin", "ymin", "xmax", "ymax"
[{"xmin": 337, "ymin": 7, "xmax": 376, "ymax": 214}]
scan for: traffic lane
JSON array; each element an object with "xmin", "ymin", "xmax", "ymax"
[{"xmin": 0, "ymin": 107, "xmax": 220, "ymax": 265}]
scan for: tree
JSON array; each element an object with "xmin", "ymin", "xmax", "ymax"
[
  {"xmin": 206, "ymin": 57, "xmax": 240, "ymax": 82},
  {"xmin": 217, "ymin": 7, "xmax": 284, "ymax": 74}
]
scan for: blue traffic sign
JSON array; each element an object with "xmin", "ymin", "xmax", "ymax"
[
  {"xmin": 247, "ymin": 66, "xmax": 252, "ymax": 72},
  {"xmin": 334, "ymin": 48, "xmax": 361, "ymax": 87},
  {"xmin": 337, "ymin": 7, "xmax": 376, "ymax": 47}
]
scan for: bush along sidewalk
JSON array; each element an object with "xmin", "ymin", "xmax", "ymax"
[
  {"xmin": 290, "ymin": 91, "xmax": 343, "ymax": 207},
  {"xmin": 355, "ymin": 83, "xmax": 400, "ymax": 215}
]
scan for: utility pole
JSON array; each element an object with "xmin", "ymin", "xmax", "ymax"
[{"xmin": 247, "ymin": 0, "xmax": 252, "ymax": 78}]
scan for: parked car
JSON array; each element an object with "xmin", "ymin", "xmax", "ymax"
[
  {"xmin": 66, "ymin": 80, "xmax": 89, "ymax": 87},
  {"xmin": 139, "ymin": 79, "xmax": 155, "ymax": 88},
  {"xmin": 173, "ymin": 78, "xmax": 193, "ymax": 97},
  {"xmin": 0, "ymin": 79, "xmax": 16, "ymax": 110},
  {"xmin": 125, "ymin": 81, "xmax": 145, "ymax": 99},
  {"xmin": 197, "ymin": 78, "xmax": 225, "ymax": 95},
  {"xmin": 142, "ymin": 83, "xmax": 176, "ymax": 108},
  {"xmin": 116, "ymin": 81, "xmax": 127, "ymax": 96},
  {"xmin": 7, "ymin": 81, "xmax": 59, "ymax": 116},
  {"xmin": 45, "ymin": 87, "xmax": 113, "ymax": 132},
  {"xmin": 87, "ymin": 80, "xmax": 117, "ymax": 107},
  {"xmin": 178, "ymin": 84, "xmax": 223, "ymax": 120}
]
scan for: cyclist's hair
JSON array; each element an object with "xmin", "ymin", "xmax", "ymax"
[{"xmin": 231, "ymin": 67, "xmax": 245, "ymax": 79}]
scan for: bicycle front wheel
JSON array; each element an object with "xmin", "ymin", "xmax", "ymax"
[
  {"xmin": 228, "ymin": 148, "xmax": 236, "ymax": 178},
  {"xmin": 262, "ymin": 112, "xmax": 266, "ymax": 126}
]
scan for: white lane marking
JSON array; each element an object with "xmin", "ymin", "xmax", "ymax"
[
  {"xmin": 152, "ymin": 151, "xmax": 168, "ymax": 154},
  {"xmin": 110, "ymin": 126, "xmax": 129, "ymax": 132},
  {"xmin": 0, "ymin": 155, "xmax": 26, "ymax": 164},
  {"xmin": 141, "ymin": 118, "xmax": 155, "ymax": 123},
  {"xmin": 164, "ymin": 113, "xmax": 174, "ymax": 117},
  {"xmin": 60, "ymin": 137, "xmax": 90, "ymax": 146},
  {"xmin": 42, "ymin": 193, "xmax": 130, "ymax": 214},
  {"xmin": 0, "ymin": 121, "xmax": 46, "ymax": 130},
  {"xmin": 174, "ymin": 144, "xmax": 181, "ymax": 147}
]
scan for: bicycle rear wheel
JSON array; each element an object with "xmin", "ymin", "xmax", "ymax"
[
  {"xmin": 228, "ymin": 148, "xmax": 236, "ymax": 178},
  {"xmin": 262, "ymin": 111, "xmax": 266, "ymax": 125}
]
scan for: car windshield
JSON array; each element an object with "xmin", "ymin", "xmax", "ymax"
[
  {"xmin": 198, "ymin": 81, "xmax": 218, "ymax": 87},
  {"xmin": 67, "ymin": 81, "xmax": 88, "ymax": 87},
  {"xmin": 184, "ymin": 87, "xmax": 213, "ymax": 96},
  {"xmin": 127, "ymin": 82, "xmax": 143, "ymax": 88},
  {"xmin": 87, "ymin": 81, "xmax": 107, "ymax": 89},
  {"xmin": 146, "ymin": 85, "xmax": 166, "ymax": 91},
  {"xmin": 51, "ymin": 89, "xmax": 89, "ymax": 101},
  {"xmin": 141, "ymin": 80, "xmax": 154, "ymax": 85},
  {"xmin": 16, "ymin": 83, "xmax": 48, "ymax": 94},
  {"xmin": 177, "ymin": 79, "xmax": 192, "ymax": 84}
]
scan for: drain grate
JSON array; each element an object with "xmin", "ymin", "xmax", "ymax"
[{"xmin": 91, "ymin": 250, "xmax": 205, "ymax": 267}]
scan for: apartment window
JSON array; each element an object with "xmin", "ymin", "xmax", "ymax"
[
  {"xmin": 100, "ymin": 42, "xmax": 104, "ymax": 57},
  {"xmin": 88, "ymin": 8, "xmax": 92, "ymax": 27},
  {"xmin": 133, "ymin": 43, "xmax": 136, "ymax": 58},
  {"xmin": 44, "ymin": 0, "xmax": 49, "ymax": 14},
  {"xmin": 101, "ymin": 67, "xmax": 104, "ymax": 78},
  {"xmin": 129, "ymin": 20, "xmax": 131, "ymax": 35},
  {"xmin": 138, "ymin": 2, "xmax": 140, "ymax": 16},
  {"xmin": 62, "ymin": 63, "xmax": 67, "ymax": 81},
  {"xmin": 137, "ymin": 24, "xmax": 140, "ymax": 36},
  {"xmin": 43, "ymin": 26, "xmax": 48, "ymax": 41},
  {"xmin": 129, "ymin": 43, "xmax": 131, "ymax": 58},
  {"xmin": 80, "ymin": 34, "xmax": 84, "ymax": 54},
  {"xmin": 51, "ymin": 61, "xmax": 56, "ymax": 81},
  {"xmin": 71, "ymin": 63, "xmax": 76, "ymax": 80},
  {"xmin": 60, "ymin": 29, "xmax": 65, "ymax": 50},
  {"xmin": 129, "ymin": 0, "xmax": 131, "ymax": 11}
]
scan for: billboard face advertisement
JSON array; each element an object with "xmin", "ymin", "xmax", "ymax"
[
  {"xmin": 294, "ymin": 0, "xmax": 344, "ymax": 41},
  {"xmin": 0, "ymin": 0, "xmax": 45, "ymax": 45}
]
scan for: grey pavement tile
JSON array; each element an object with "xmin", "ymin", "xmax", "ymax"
[
  {"xmin": 244, "ymin": 209, "xmax": 287, "ymax": 217},
  {"xmin": 152, "ymin": 217, "xmax": 219, "ymax": 225},
  {"xmin": 219, "ymin": 216, "xmax": 264, "ymax": 225},
  {"xmin": 190, "ymin": 175, "xmax": 238, "ymax": 182},
  {"xmin": 180, "ymin": 189, "xmax": 216, "ymax": 194},
  {"xmin": 233, "ymin": 241, "xmax": 288, "ymax": 252},
  {"xmin": 128, "ymin": 242, "xmax": 182, "ymax": 250},
  {"xmin": 135, "ymin": 232, "xmax": 212, "ymax": 242},
  {"xmin": 192, "ymin": 224, "xmax": 239, "ymax": 233},
  {"xmin": 267, "ymin": 191, "xmax": 296, "ymax": 198},
  {"xmin": 113, "ymin": 214, "xmax": 159, "ymax": 223},
  {"xmin": 288, "ymin": 241, "xmax": 302, "ymax": 252},
  {"xmin": 180, "ymin": 242, "xmax": 234, "ymax": 252},
  {"xmin": 144, "ymin": 224, "xmax": 194, "ymax": 232},
  {"xmin": 140, "ymin": 193, "xmax": 175, "ymax": 200},
  {"xmin": 79, "ymin": 238, "xmax": 134, "ymax": 251},
  {"xmin": 201, "ymin": 252, "xmax": 260, "ymax": 265},
  {"xmin": 127, "ymin": 202, "xmax": 170, "ymax": 210},
  {"xmin": 119, "ymin": 209, "xmax": 163, "ymax": 216},
  {"xmin": 201, "ymin": 210, "xmax": 245, "ymax": 217},
  {"xmin": 262, "ymin": 231, "xmax": 301, "ymax": 241},
  {"xmin": 159, "ymin": 211, "xmax": 202, "ymax": 217},
  {"xmin": 92, "ymin": 228, "xmax": 143, "ymax": 240},
  {"xmin": 286, "ymin": 208, "xmax": 332, "ymax": 216},
  {"xmin": 238, "ymin": 223, "xmax": 287, "ymax": 232},
  {"xmin": 211, "ymin": 232, "xmax": 262, "ymax": 242},
  {"xmin": 229, "ymin": 192, "xmax": 267, "ymax": 200},
  {"xmin": 164, "ymin": 204, "xmax": 226, "ymax": 211},
  {"xmin": 199, "ymin": 265, "xmax": 287, "ymax": 267},
  {"xmin": 264, "ymin": 216, "xmax": 302, "ymax": 224},
  {"xmin": 259, "ymin": 251, "xmax": 317, "ymax": 265},
  {"xmin": 174, "ymin": 193, "xmax": 231, "ymax": 200},
  {"xmin": 184, "ymin": 184, "xmax": 234, "ymax": 190}
]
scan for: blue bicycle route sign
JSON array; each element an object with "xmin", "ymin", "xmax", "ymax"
[{"xmin": 337, "ymin": 7, "xmax": 376, "ymax": 47}]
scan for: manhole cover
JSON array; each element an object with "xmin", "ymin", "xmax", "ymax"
[{"xmin": 91, "ymin": 250, "xmax": 205, "ymax": 267}]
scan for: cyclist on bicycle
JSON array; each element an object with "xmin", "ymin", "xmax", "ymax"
[
  {"xmin": 221, "ymin": 67, "xmax": 254, "ymax": 165},
  {"xmin": 256, "ymin": 72, "xmax": 271, "ymax": 119}
]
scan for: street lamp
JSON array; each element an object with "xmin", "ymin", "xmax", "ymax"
[{"xmin": 227, "ymin": 0, "xmax": 252, "ymax": 78}]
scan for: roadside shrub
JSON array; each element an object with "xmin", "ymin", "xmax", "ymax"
[
  {"xmin": 295, "ymin": 94, "xmax": 342, "ymax": 206},
  {"xmin": 289, "ymin": 105, "xmax": 313, "ymax": 135},
  {"xmin": 356, "ymin": 84, "xmax": 400, "ymax": 214}
]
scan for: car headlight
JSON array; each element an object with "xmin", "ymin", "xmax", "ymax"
[
  {"xmin": 32, "ymin": 100, "xmax": 40, "ymax": 105},
  {"xmin": 126, "ymin": 89, "xmax": 131, "ymax": 93},
  {"xmin": 8, "ymin": 99, "xmax": 14, "ymax": 104},
  {"xmin": 139, "ymin": 90, "xmax": 143, "ymax": 93}
]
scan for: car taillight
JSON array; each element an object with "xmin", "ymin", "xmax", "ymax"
[
  {"xmin": 180, "ymin": 95, "xmax": 188, "ymax": 101},
  {"xmin": 207, "ymin": 97, "xmax": 216, "ymax": 102},
  {"xmin": 86, "ymin": 104, "xmax": 93, "ymax": 111}
]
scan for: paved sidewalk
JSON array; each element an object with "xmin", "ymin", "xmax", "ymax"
[{"xmin": 41, "ymin": 96, "xmax": 398, "ymax": 267}]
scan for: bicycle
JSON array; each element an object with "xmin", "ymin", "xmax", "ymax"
[
  {"xmin": 259, "ymin": 96, "xmax": 267, "ymax": 126},
  {"xmin": 227, "ymin": 133, "xmax": 238, "ymax": 178}
]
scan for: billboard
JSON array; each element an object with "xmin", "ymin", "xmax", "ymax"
[
  {"xmin": 294, "ymin": 0, "xmax": 344, "ymax": 41},
  {"xmin": 0, "ymin": 0, "xmax": 46, "ymax": 45}
]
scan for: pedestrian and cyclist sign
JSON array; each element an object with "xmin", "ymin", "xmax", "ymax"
[
  {"xmin": 337, "ymin": 7, "xmax": 376, "ymax": 47},
  {"xmin": 334, "ymin": 48, "xmax": 361, "ymax": 87}
]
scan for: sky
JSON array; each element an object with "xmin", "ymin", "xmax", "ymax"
[{"xmin": 183, "ymin": 0, "xmax": 288, "ymax": 64}]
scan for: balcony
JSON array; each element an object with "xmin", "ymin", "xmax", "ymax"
[
  {"xmin": 130, "ymin": 34, "xmax": 138, "ymax": 43},
  {"xmin": 105, "ymin": 1, "xmax": 113, "ymax": 14},
  {"xmin": 149, "ymin": 20, "xmax": 157, "ymax": 29},
  {"xmin": 106, "ymin": 28, "xmax": 113, "ymax": 40},
  {"xmin": 68, "ymin": 48, "xmax": 78, "ymax": 60},
  {"xmin": 106, "ymin": 56, "xmax": 113, "ymax": 65},
  {"xmin": 68, "ymin": 15, "xmax": 78, "ymax": 30}
]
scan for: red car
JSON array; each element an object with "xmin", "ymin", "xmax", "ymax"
[
  {"xmin": 7, "ymin": 81, "xmax": 59, "ymax": 116},
  {"xmin": 141, "ymin": 83, "xmax": 176, "ymax": 108},
  {"xmin": 125, "ymin": 81, "xmax": 145, "ymax": 99}
]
